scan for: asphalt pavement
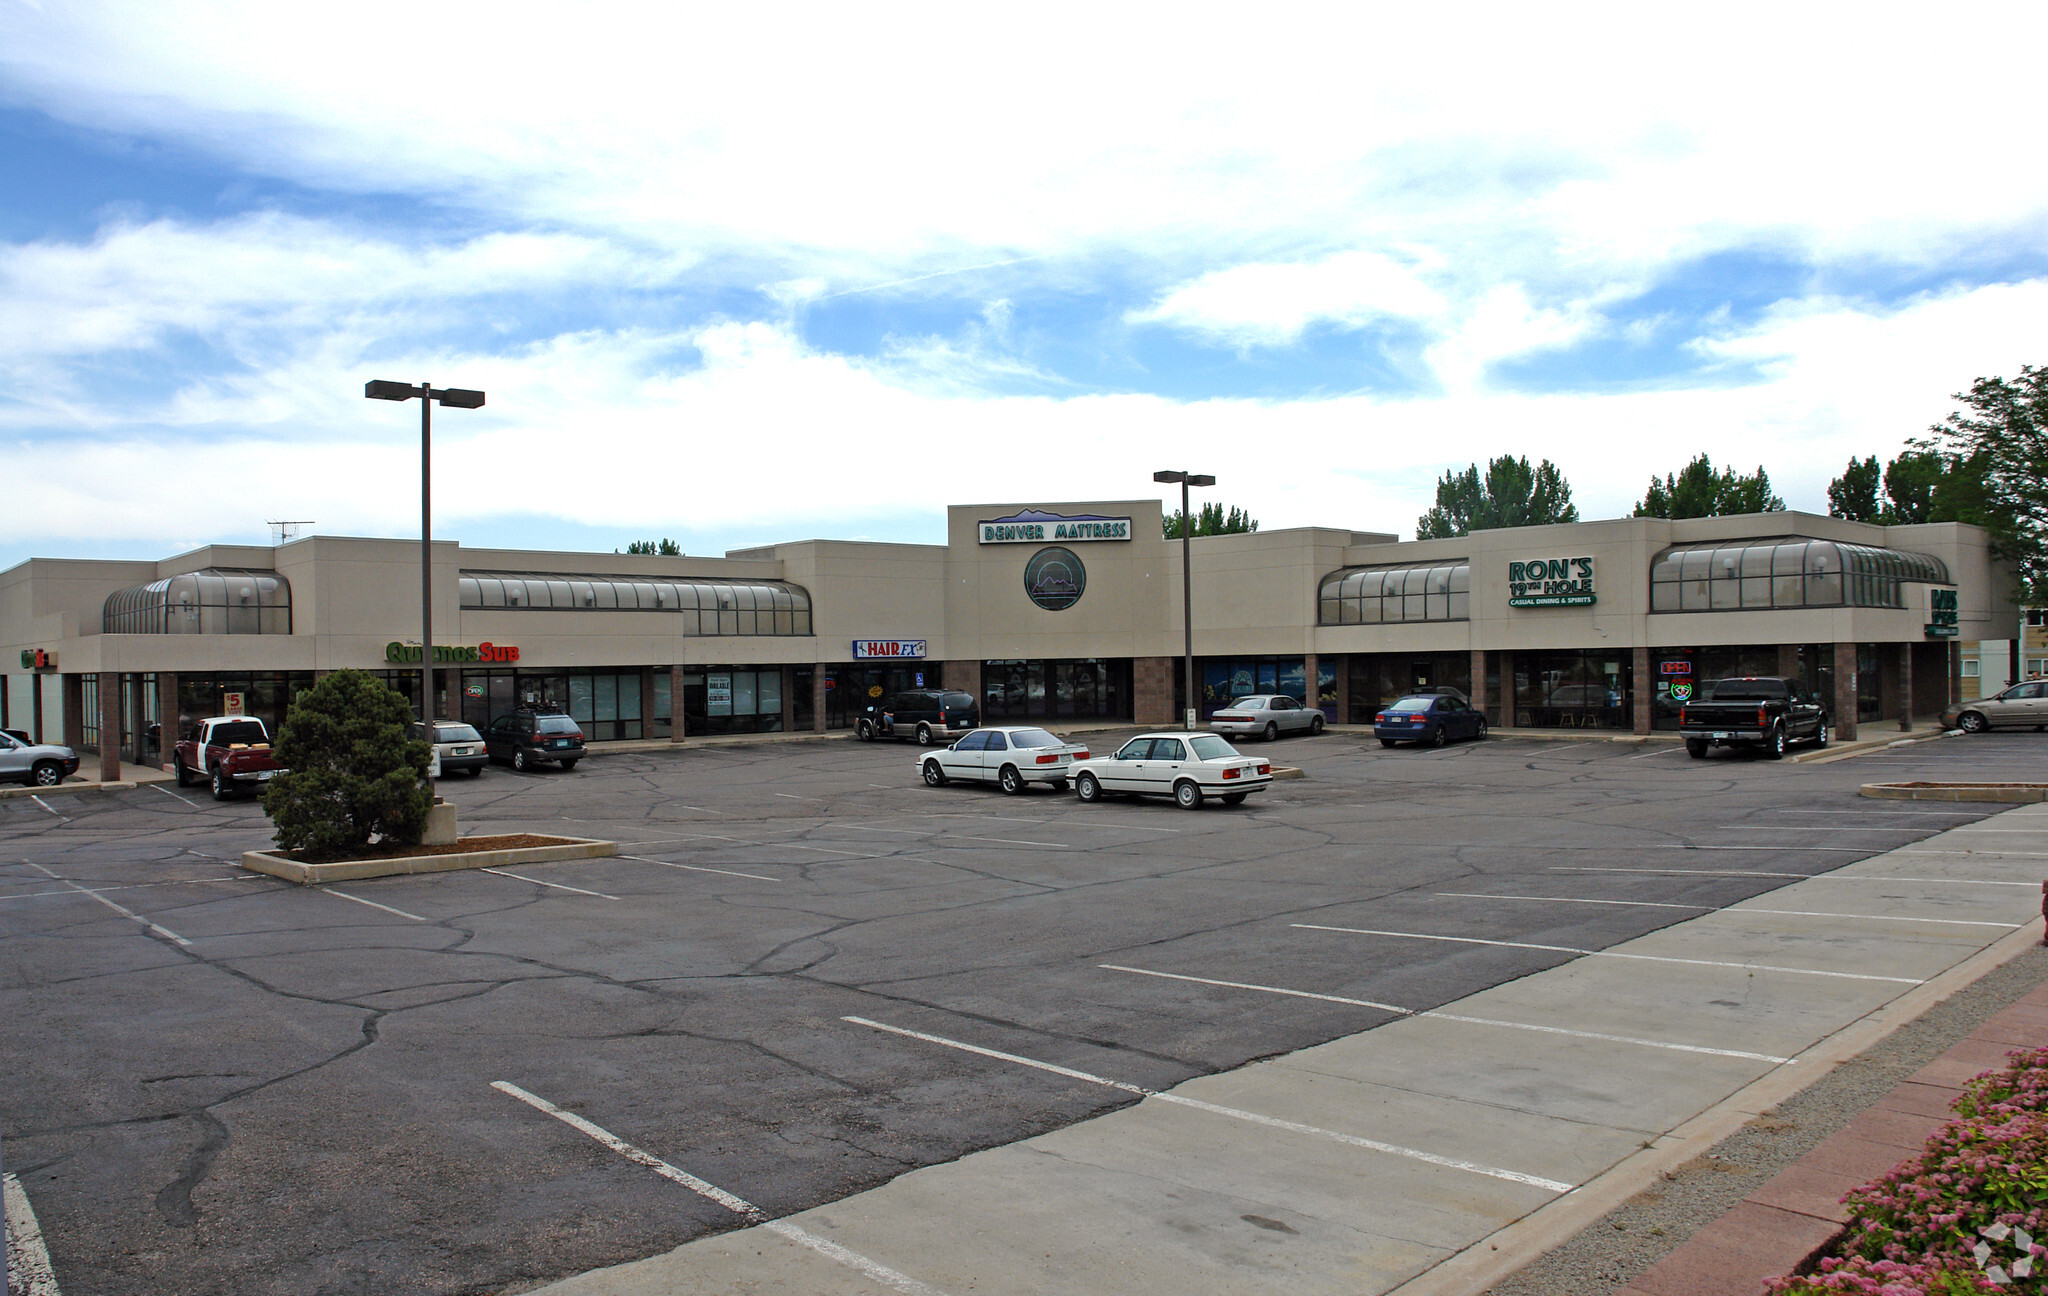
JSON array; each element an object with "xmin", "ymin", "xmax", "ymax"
[{"xmin": 2, "ymin": 727, "xmax": 2042, "ymax": 1295}]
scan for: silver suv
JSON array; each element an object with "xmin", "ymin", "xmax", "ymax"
[{"xmin": 0, "ymin": 730, "xmax": 81, "ymax": 787}]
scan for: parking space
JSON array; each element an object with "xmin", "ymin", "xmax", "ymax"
[{"xmin": 3, "ymin": 730, "xmax": 2044, "ymax": 1294}]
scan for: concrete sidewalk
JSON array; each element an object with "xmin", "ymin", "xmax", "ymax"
[{"xmin": 515, "ymin": 806, "xmax": 2048, "ymax": 1296}]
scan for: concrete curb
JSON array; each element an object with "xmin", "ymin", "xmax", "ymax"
[
  {"xmin": 241, "ymin": 836, "xmax": 618, "ymax": 885},
  {"xmin": 1387, "ymin": 919, "xmax": 2048, "ymax": 1296},
  {"xmin": 1862, "ymin": 782, "xmax": 2048, "ymax": 804},
  {"xmin": 0, "ymin": 780, "xmax": 137, "ymax": 800}
]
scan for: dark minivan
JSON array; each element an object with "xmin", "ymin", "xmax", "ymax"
[
  {"xmin": 485, "ymin": 707, "xmax": 586, "ymax": 771},
  {"xmin": 856, "ymin": 690, "xmax": 979, "ymax": 745}
]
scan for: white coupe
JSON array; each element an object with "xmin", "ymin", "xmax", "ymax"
[
  {"xmin": 1069, "ymin": 732, "xmax": 1272, "ymax": 809},
  {"xmin": 918, "ymin": 726, "xmax": 1092, "ymax": 795}
]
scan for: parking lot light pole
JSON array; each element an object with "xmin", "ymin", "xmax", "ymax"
[
  {"xmin": 1154, "ymin": 469, "xmax": 1215, "ymax": 730},
  {"xmin": 365, "ymin": 380, "xmax": 486, "ymax": 723}
]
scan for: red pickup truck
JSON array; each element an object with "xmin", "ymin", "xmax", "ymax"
[{"xmin": 173, "ymin": 716, "xmax": 286, "ymax": 800}]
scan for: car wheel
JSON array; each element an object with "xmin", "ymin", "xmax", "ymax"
[
  {"xmin": 1309, "ymin": 714, "xmax": 1324, "ymax": 735},
  {"xmin": 513, "ymin": 748, "xmax": 529, "ymax": 772},
  {"xmin": 856, "ymin": 719, "xmax": 874, "ymax": 742},
  {"xmin": 1686, "ymin": 738, "xmax": 1708, "ymax": 759},
  {"xmin": 999, "ymin": 764, "xmax": 1026, "ymax": 795},
  {"xmin": 467, "ymin": 766, "xmax": 483, "ymax": 777},
  {"xmin": 1048, "ymin": 779, "xmax": 1068, "ymax": 793},
  {"xmin": 211, "ymin": 768, "xmax": 232, "ymax": 801},
  {"xmin": 1173, "ymin": 779, "xmax": 1203, "ymax": 810},
  {"xmin": 1075, "ymin": 771, "xmax": 1102, "ymax": 802},
  {"xmin": 1813, "ymin": 722, "xmax": 1830, "ymax": 749},
  {"xmin": 1263, "ymin": 721, "xmax": 1279, "ymax": 742},
  {"xmin": 922, "ymin": 759, "xmax": 947, "ymax": 787},
  {"xmin": 1378, "ymin": 738, "xmax": 1396, "ymax": 748},
  {"xmin": 174, "ymin": 758, "xmax": 194, "ymax": 787},
  {"xmin": 1429, "ymin": 725, "xmax": 1447, "ymax": 748},
  {"xmin": 1474, "ymin": 719, "xmax": 1488, "ymax": 741},
  {"xmin": 1957, "ymin": 711, "xmax": 1986, "ymax": 734},
  {"xmin": 1221, "ymin": 792, "xmax": 1247, "ymax": 805},
  {"xmin": 916, "ymin": 723, "xmax": 934, "ymax": 746},
  {"xmin": 32, "ymin": 760, "xmax": 64, "ymax": 788},
  {"xmin": 1767, "ymin": 726, "xmax": 1787, "ymax": 760},
  {"xmin": 560, "ymin": 759, "xmax": 578, "ymax": 771}
]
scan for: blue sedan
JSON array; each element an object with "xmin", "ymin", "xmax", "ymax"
[{"xmin": 1374, "ymin": 694, "xmax": 1487, "ymax": 748}]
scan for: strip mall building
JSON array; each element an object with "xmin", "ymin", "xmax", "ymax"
[{"xmin": 0, "ymin": 501, "xmax": 2017, "ymax": 773}]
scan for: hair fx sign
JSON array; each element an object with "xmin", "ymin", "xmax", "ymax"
[{"xmin": 1508, "ymin": 557, "xmax": 1597, "ymax": 607}]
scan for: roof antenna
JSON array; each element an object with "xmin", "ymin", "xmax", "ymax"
[{"xmin": 267, "ymin": 520, "xmax": 316, "ymax": 545}]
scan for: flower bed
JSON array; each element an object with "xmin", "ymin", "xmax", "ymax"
[{"xmin": 1768, "ymin": 1046, "xmax": 2048, "ymax": 1294}]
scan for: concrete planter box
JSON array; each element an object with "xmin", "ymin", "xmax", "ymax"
[
  {"xmin": 1861, "ymin": 782, "xmax": 2048, "ymax": 804},
  {"xmin": 242, "ymin": 836, "xmax": 617, "ymax": 885}
]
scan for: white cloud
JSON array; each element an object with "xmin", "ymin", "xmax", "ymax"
[{"xmin": 1127, "ymin": 250, "xmax": 1444, "ymax": 348}]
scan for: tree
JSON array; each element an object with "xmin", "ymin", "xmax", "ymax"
[
  {"xmin": 622, "ymin": 538, "xmax": 682, "ymax": 555},
  {"xmin": 1163, "ymin": 503, "xmax": 1258, "ymax": 539},
  {"xmin": 1826, "ymin": 456, "xmax": 1882, "ymax": 522},
  {"xmin": 1919, "ymin": 363, "xmax": 2048, "ymax": 601},
  {"xmin": 1414, "ymin": 455, "xmax": 1578, "ymax": 539},
  {"xmin": 262, "ymin": 670, "xmax": 432, "ymax": 859},
  {"xmin": 1634, "ymin": 454, "xmax": 1785, "ymax": 519}
]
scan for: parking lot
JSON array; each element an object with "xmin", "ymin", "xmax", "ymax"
[{"xmin": 4, "ymin": 728, "xmax": 2045, "ymax": 1295}]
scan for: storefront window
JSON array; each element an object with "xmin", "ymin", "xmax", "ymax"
[
  {"xmin": 1513, "ymin": 651, "xmax": 1632, "ymax": 729},
  {"xmin": 1344, "ymin": 654, "xmax": 1473, "ymax": 724},
  {"xmin": 984, "ymin": 660, "xmax": 1130, "ymax": 723}
]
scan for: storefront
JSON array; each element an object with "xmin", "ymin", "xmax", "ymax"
[{"xmin": 0, "ymin": 501, "xmax": 2018, "ymax": 777}]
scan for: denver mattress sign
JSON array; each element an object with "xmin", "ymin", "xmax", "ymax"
[
  {"xmin": 978, "ymin": 508, "xmax": 1132, "ymax": 544},
  {"xmin": 1508, "ymin": 557, "xmax": 1597, "ymax": 607}
]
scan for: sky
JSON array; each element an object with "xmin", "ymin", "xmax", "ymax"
[{"xmin": 4, "ymin": 3, "xmax": 2048, "ymax": 571}]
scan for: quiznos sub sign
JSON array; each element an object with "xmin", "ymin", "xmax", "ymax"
[
  {"xmin": 385, "ymin": 641, "xmax": 520, "ymax": 664},
  {"xmin": 1507, "ymin": 557, "xmax": 1597, "ymax": 607},
  {"xmin": 978, "ymin": 509, "xmax": 1131, "ymax": 544}
]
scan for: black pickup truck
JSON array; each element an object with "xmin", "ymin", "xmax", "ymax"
[{"xmin": 1678, "ymin": 676, "xmax": 1831, "ymax": 759}]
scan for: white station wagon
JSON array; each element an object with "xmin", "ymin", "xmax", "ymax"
[
  {"xmin": 918, "ymin": 725, "xmax": 1092, "ymax": 795},
  {"xmin": 1070, "ymin": 732, "xmax": 1272, "ymax": 809}
]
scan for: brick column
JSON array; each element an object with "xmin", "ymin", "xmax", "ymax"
[
  {"xmin": 670, "ymin": 663, "xmax": 686, "ymax": 742},
  {"xmin": 1950, "ymin": 641, "xmax": 1962, "ymax": 706},
  {"xmin": 1470, "ymin": 649, "xmax": 1488, "ymax": 723},
  {"xmin": 1632, "ymin": 646, "xmax": 1652, "ymax": 735},
  {"xmin": 97, "ymin": 671, "xmax": 121, "ymax": 781},
  {"xmin": 942, "ymin": 660, "xmax": 982, "ymax": 705},
  {"xmin": 1302, "ymin": 652, "xmax": 1318, "ymax": 712},
  {"xmin": 1834, "ymin": 642, "xmax": 1859, "ymax": 742},
  {"xmin": 812, "ymin": 663, "xmax": 828, "ymax": 733},
  {"xmin": 62, "ymin": 673, "xmax": 84, "ymax": 750},
  {"xmin": 1, "ymin": 673, "xmax": 8, "ymax": 731},
  {"xmin": 1777, "ymin": 643, "xmax": 1801, "ymax": 681},
  {"xmin": 1496, "ymin": 652, "xmax": 1515, "ymax": 729},
  {"xmin": 780, "ymin": 665, "xmax": 795, "ymax": 733},
  {"xmin": 158, "ymin": 672, "xmax": 180, "ymax": 770},
  {"xmin": 640, "ymin": 666, "xmax": 658, "ymax": 738},
  {"xmin": 1132, "ymin": 656, "xmax": 1175, "ymax": 726},
  {"xmin": 32, "ymin": 672, "xmax": 47, "ymax": 744},
  {"xmin": 1897, "ymin": 643, "xmax": 1914, "ymax": 732},
  {"xmin": 1333, "ymin": 655, "xmax": 1350, "ymax": 724}
]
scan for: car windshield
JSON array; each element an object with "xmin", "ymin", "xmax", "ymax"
[
  {"xmin": 941, "ymin": 692, "xmax": 975, "ymax": 708},
  {"xmin": 1008, "ymin": 728, "xmax": 1061, "ymax": 748},
  {"xmin": 536, "ymin": 717, "xmax": 581, "ymax": 735},
  {"xmin": 1386, "ymin": 697, "xmax": 1434, "ymax": 712},
  {"xmin": 1187, "ymin": 734, "xmax": 1240, "ymax": 760},
  {"xmin": 436, "ymin": 724, "xmax": 482, "ymax": 742},
  {"xmin": 1225, "ymin": 697, "xmax": 1268, "ymax": 710},
  {"xmin": 1703, "ymin": 679, "xmax": 1788, "ymax": 701},
  {"xmin": 212, "ymin": 721, "xmax": 268, "ymax": 745}
]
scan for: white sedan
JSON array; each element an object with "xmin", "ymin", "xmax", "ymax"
[
  {"xmin": 918, "ymin": 726, "xmax": 1092, "ymax": 795},
  {"xmin": 1070, "ymin": 732, "xmax": 1272, "ymax": 809}
]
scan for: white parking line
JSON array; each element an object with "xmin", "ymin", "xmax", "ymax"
[
  {"xmin": 152, "ymin": 784, "xmax": 201, "ymax": 808},
  {"xmin": 28, "ymin": 795, "xmax": 64, "ymax": 818},
  {"xmin": 476, "ymin": 868, "xmax": 620, "ymax": 900},
  {"xmin": 1712, "ymin": 825, "xmax": 1924, "ymax": 832},
  {"xmin": 843, "ymin": 1015, "xmax": 1573, "ymax": 1193},
  {"xmin": 1290, "ymin": 923, "xmax": 1924, "ymax": 984},
  {"xmin": 0, "ymin": 875, "xmax": 263, "ymax": 903},
  {"xmin": 1655, "ymin": 844, "xmax": 1868, "ymax": 852},
  {"xmin": 1098, "ymin": 965, "xmax": 1793, "ymax": 1063},
  {"xmin": 24, "ymin": 861, "xmax": 190, "ymax": 946},
  {"xmin": 948, "ymin": 835, "xmax": 1072, "ymax": 849},
  {"xmin": 1434, "ymin": 892, "xmax": 2020, "ymax": 928},
  {"xmin": 3, "ymin": 1172, "xmax": 62, "ymax": 1296},
  {"xmin": 1894, "ymin": 849, "xmax": 2048, "ymax": 859},
  {"xmin": 784, "ymin": 844, "xmax": 891, "ymax": 858},
  {"xmin": 774, "ymin": 792, "xmax": 819, "ymax": 800},
  {"xmin": 618, "ymin": 854, "xmax": 781, "ymax": 882},
  {"xmin": 324, "ymin": 889, "xmax": 427, "ymax": 921},
  {"xmin": 492, "ymin": 1081, "xmax": 948, "ymax": 1296},
  {"xmin": 1550, "ymin": 866, "xmax": 2038, "ymax": 887},
  {"xmin": 1627, "ymin": 746, "xmax": 1684, "ymax": 759}
]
